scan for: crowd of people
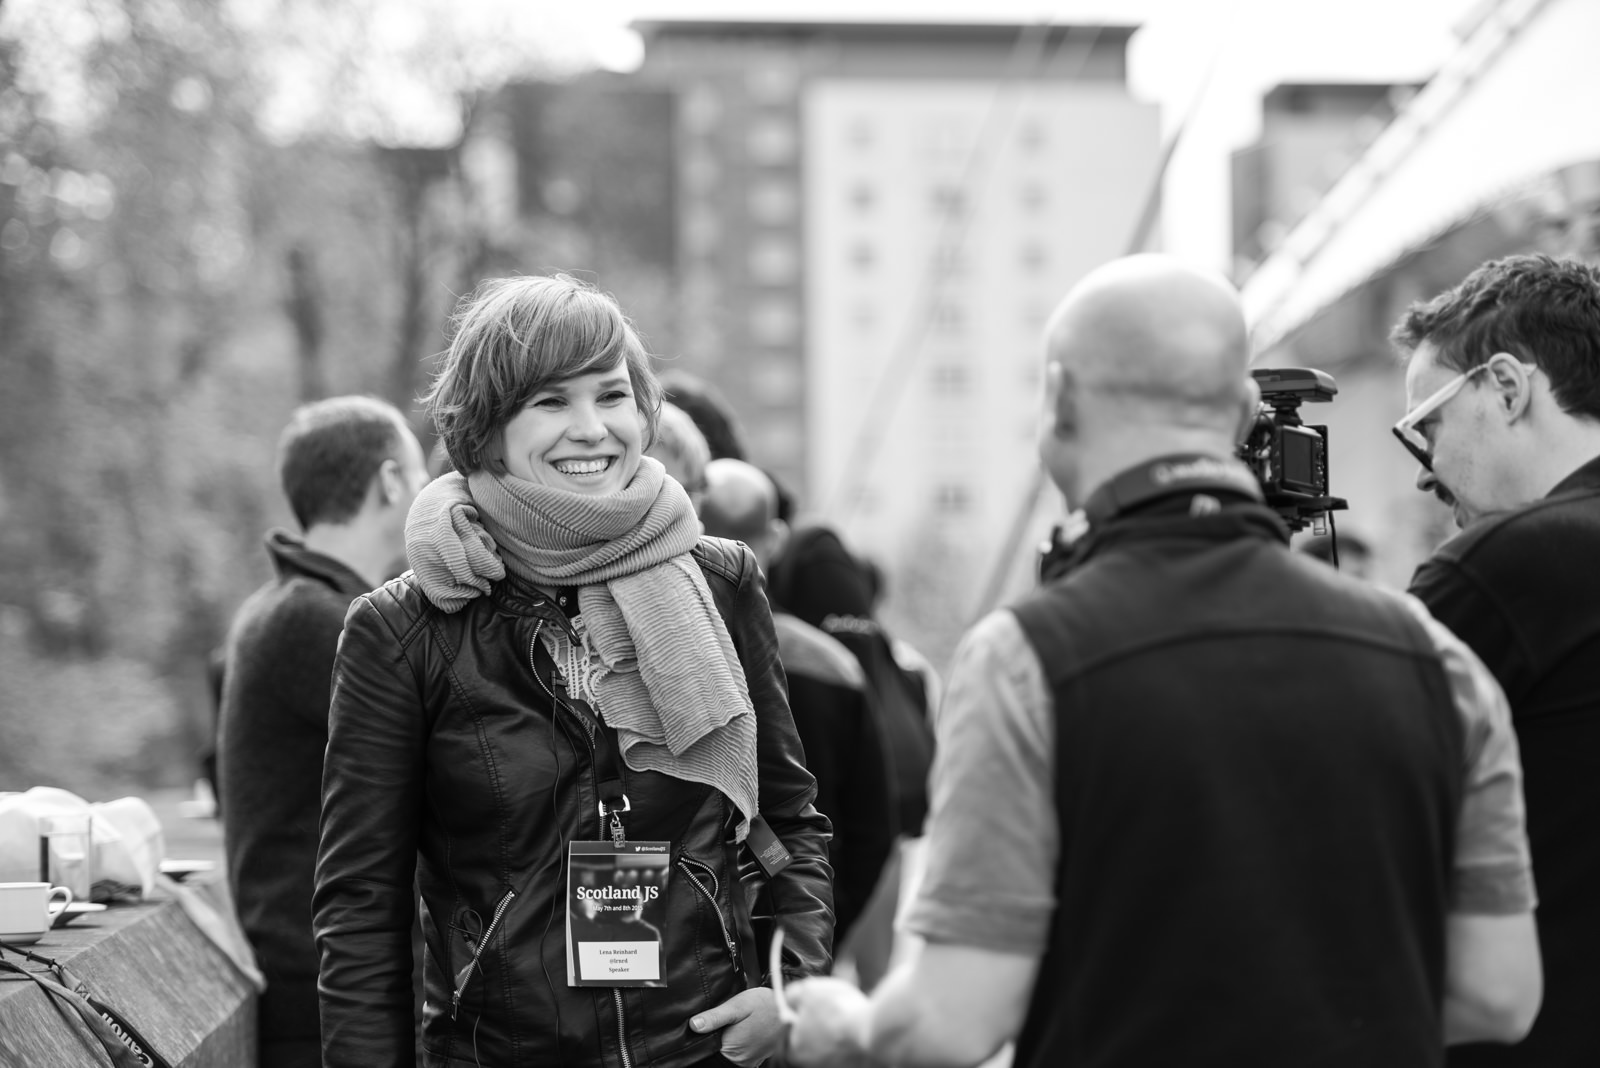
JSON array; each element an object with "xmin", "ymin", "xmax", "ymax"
[{"xmin": 211, "ymin": 251, "xmax": 1600, "ymax": 1067}]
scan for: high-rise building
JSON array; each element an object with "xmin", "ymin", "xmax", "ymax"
[
  {"xmin": 1231, "ymin": 82, "xmax": 1419, "ymax": 277},
  {"xmin": 632, "ymin": 20, "xmax": 1160, "ymax": 648}
]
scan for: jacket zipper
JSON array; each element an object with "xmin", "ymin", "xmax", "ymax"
[
  {"xmin": 613, "ymin": 990, "xmax": 633, "ymax": 1068},
  {"xmin": 450, "ymin": 886, "xmax": 517, "ymax": 1020},
  {"xmin": 679, "ymin": 856, "xmax": 741, "ymax": 976},
  {"xmin": 529, "ymin": 620, "xmax": 636, "ymax": 1068}
]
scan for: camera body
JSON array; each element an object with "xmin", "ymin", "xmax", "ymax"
[{"xmin": 1239, "ymin": 367, "xmax": 1348, "ymax": 532}]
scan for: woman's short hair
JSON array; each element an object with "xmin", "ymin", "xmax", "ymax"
[{"xmin": 425, "ymin": 274, "xmax": 663, "ymax": 473}]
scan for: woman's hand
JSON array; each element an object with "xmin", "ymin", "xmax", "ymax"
[{"xmin": 688, "ymin": 986, "xmax": 784, "ymax": 1066}]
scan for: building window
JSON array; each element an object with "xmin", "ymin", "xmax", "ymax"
[
  {"xmin": 930, "ymin": 364, "xmax": 970, "ymax": 393},
  {"xmin": 851, "ymin": 302, "xmax": 877, "ymax": 332},
  {"xmin": 682, "ymin": 147, "xmax": 719, "ymax": 194},
  {"xmin": 932, "ymin": 242, "xmax": 967, "ymax": 277},
  {"xmin": 682, "ymin": 84, "xmax": 722, "ymax": 136},
  {"xmin": 930, "ymin": 183, "xmax": 965, "ymax": 218},
  {"xmin": 1020, "ymin": 182, "xmax": 1047, "ymax": 211},
  {"xmin": 752, "ymin": 357, "xmax": 800, "ymax": 404},
  {"xmin": 750, "ymin": 298, "xmax": 800, "ymax": 345},
  {"xmin": 847, "ymin": 116, "xmax": 874, "ymax": 150},
  {"xmin": 934, "ymin": 483, "xmax": 971, "ymax": 513},
  {"xmin": 1018, "ymin": 120, "xmax": 1046, "ymax": 153},
  {"xmin": 747, "ymin": 64, "xmax": 798, "ymax": 104},
  {"xmin": 749, "ymin": 179, "xmax": 798, "ymax": 224},
  {"xmin": 755, "ymin": 418, "xmax": 804, "ymax": 466},
  {"xmin": 850, "ymin": 183, "xmax": 875, "ymax": 212},
  {"xmin": 748, "ymin": 119, "xmax": 797, "ymax": 165},
  {"xmin": 749, "ymin": 237, "xmax": 799, "ymax": 284},
  {"xmin": 924, "ymin": 120, "xmax": 969, "ymax": 161},
  {"xmin": 1020, "ymin": 243, "xmax": 1048, "ymax": 272},
  {"xmin": 683, "ymin": 205, "xmax": 720, "ymax": 255},
  {"xmin": 930, "ymin": 300, "xmax": 964, "ymax": 333},
  {"xmin": 850, "ymin": 242, "xmax": 876, "ymax": 271}
]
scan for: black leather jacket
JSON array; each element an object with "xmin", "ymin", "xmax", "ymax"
[{"xmin": 314, "ymin": 538, "xmax": 834, "ymax": 1068}]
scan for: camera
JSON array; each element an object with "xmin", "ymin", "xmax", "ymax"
[{"xmin": 1238, "ymin": 367, "xmax": 1348, "ymax": 533}]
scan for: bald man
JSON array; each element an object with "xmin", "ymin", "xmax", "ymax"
[
  {"xmin": 786, "ymin": 256, "xmax": 1541, "ymax": 1067},
  {"xmin": 700, "ymin": 459, "xmax": 896, "ymax": 942}
]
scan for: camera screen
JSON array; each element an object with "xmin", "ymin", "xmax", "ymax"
[{"xmin": 1280, "ymin": 427, "xmax": 1321, "ymax": 491}]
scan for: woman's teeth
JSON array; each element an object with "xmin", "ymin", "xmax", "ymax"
[{"xmin": 554, "ymin": 458, "xmax": 610, "ymax": 475}]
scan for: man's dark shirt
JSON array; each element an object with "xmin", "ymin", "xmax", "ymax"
[
  {"xmin": 220, "ymin": 530, "xmax": 371, "ymax": 1056},
  {"xmin": 1412, "ymin": 453, "xmax": 1600, "ymax": 1067}
]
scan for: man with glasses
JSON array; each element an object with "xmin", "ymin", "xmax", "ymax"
[{"xmin": 1393, "ymin": 254, "xmax": 1600, "ymax": 1066}]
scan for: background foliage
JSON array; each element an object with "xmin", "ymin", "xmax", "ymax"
[{"xmin": 0, "ymin": 0, "xmax": 672, "ymax": 796}]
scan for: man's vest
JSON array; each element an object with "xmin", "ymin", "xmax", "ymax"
[{"xmin": 1010, "ymin": 457, "xmax": 1463, "ymax": 1068}]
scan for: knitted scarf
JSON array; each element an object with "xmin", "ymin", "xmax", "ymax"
[{"xmin": 404, "ymin": 457, "xmax": 759, "ymax": 840}]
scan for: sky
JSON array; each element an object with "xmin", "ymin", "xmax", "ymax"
[{"xmin": 577, "ymin": 0, "xmax": 1484, "ymax": 271}]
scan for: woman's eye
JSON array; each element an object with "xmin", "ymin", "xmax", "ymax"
[
  {"xmin": 531, "ymin": 396, "xmax": 564, "ymax": 409},
  {"xmin": 600, "ymin": 391, "xmax": 631, "ymax": 404}
]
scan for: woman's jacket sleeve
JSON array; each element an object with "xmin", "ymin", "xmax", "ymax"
[
  {"xmin": 725, "ymin": 542, "xmax": 837, "ymax": 979},
  {"xmin": 313, "ymin": 589, "xmax": 428, "ymax": 1067}
]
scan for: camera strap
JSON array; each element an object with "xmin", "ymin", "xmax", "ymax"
[
  {"xmin": 1083, "ymin": 453, "xmax": 1261, "ymax": 528},
  {"xmin": 0, "ymin": 944, "xmax": 173, "ymax": 1068}
]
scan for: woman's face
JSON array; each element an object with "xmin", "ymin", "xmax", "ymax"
[{"xmin": 500, "ymin": 360, "xmax": 647, "ymax": 495}]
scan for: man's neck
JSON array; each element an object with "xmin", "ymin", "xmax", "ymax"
[
  {"xmin": 1520, "ymin": 419, "xmax": 1600, "ymax": 502},
  {"xmin": 302, "ymin": 521, "xmax": 394, "ymax": 590},
  {"xmin": 1073, "ymin": 430, "xmax": 1243, "ymax": 510}
]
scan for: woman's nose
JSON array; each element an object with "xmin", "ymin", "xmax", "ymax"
[
  {"xmin": 568, "ymin": 404, "xmax": 608, "ymax": 442},
  {"xmin": 1416, "ymin": 466, "xmax": 1437, "ymax": 492}
]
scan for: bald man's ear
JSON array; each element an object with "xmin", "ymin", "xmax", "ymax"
[
  {"xmin": 767, "ymin": 518, "xmax": 790, "ymax": 563},
  {"xmin": 1234, "ymin": 376, "xmax": 1262, "ymax": 445},
  {"xmin": 1043, "ymin": 361, "xmax": 1078, "ymax": 439}
]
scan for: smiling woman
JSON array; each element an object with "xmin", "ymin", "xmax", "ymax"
[{"xmin": 312, "ymin": 272, "xmax": 834, "ymax": 1068}]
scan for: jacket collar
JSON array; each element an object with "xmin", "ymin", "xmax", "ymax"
[
  {"xmin": 488, "ymin": 569, "xmax": 573, "ymax": 631},
  {"xmin": 264, "ymin": 529, "xmax": 371, "ymax": 597},
  {"xmin": 1548, "ymin": 451, "xmax": 1600, "ymax": 498}
]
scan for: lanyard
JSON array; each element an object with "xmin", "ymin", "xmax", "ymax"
[
  {"xmin": 0, "ymin": 941, "xmax": 174, "ymax": 1068},
  {"xmin": 531, "ymin": 636, "xmax": 631, "ymax": 840}
]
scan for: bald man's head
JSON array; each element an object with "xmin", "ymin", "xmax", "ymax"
[
  {"xmin": 1038, "ymin": 255, "xmax": 1257, "ymax": 501},
  {"xmin": 700, "ymin": 459, "xmax": 784, "ymax": 565},
  {"xmin": 1045, "ymin": 255, "xmax": 1250, "ymax": 423}
]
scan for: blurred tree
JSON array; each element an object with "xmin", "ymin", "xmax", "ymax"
[{"xmin": 0, "ymin": 0, "xmax": 613, "ymax": 795}]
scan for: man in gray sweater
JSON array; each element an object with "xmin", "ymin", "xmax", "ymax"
[{"xmin": 219, "ymin": 396, "xmax": 428, "ymax": 1068}]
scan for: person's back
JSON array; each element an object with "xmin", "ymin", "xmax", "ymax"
[
  {"xmin": 220, "ymin": 396, "xmax": 428, "ymax": 1068},
  {"xmin": 772, "ymin": 523, "xmax": 935, "ymax": 837},
  {"xmin": 698, "ymin": 459, "xmax": 897, "ymax": 942},
  {"xmin": 1010, "ymin": 487, "xmax": 1461, "ymax": 1065}
]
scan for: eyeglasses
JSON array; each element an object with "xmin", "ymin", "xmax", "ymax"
[
  {"xmin": 1393, "ymin": 355, "xmax": 1539, "ymax": 470},
  {"xmin": 1392, "ymin": 364, "xmax": 1491, "ymax": 471}
]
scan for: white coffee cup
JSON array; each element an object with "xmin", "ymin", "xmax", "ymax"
[{"xmin": 0, "ymin": 882, "xmax": 73, "ymax": 945}]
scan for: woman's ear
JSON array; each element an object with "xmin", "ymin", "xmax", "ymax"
[{"xmin": 481, "ymin": 430, "xmax": 507, "ymax": 474}]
